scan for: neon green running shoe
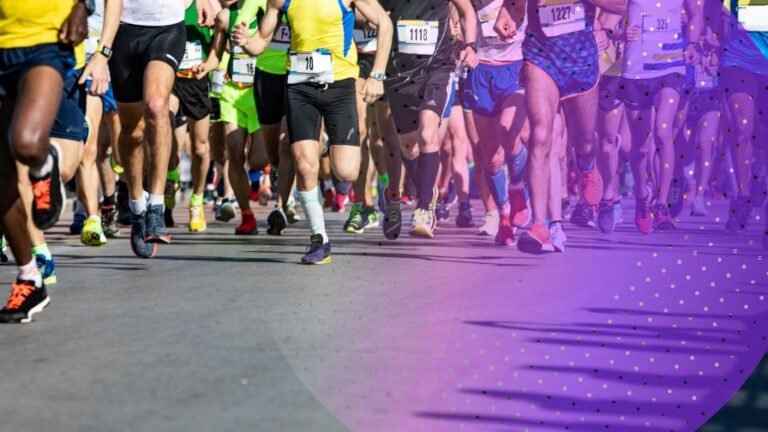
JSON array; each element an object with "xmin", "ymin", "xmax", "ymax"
[{"xmin": 81, "ymin": 216, "xmax": 107, "ymax": 246}]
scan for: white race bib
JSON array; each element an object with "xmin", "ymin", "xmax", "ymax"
[
  {"xmin": 641, "ymin": 10, "xmax": 681, "ymax": 39},
  {"xmin": 738, "ymin": 5, "xmax": 768, "ymax": 32},
  {"xmin": 269, "ymin": 24, "xmax": 291, "ymax": 51},
  {"xmin": 180, "ymin": 41, "xmax": 203, "ymax": 70},
  {"xmin": 538, "ymin": 1, "xmax": 586, "ymax": 37},
  {"xmin": 232, "ymin": 55, "xmax": 256, "ymax": 84},
  {"xmin": 397, "ymin": 20, "xmax": 439, "ymax": 55},
  {"xmin": 288, "ymin": 50, "xmax": 334, "ymax": 84},
  {"xmin": 694, "ymin": 63, "xmax": 717, "ymax": 90},
  {"xmin": 211, "ymin": 70, "xmax": 226, "ymax": 94},
  {"xmin": 354, "ymin": 28, "xmax": 378, "ymax": 54}
]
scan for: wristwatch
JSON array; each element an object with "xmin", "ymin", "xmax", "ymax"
[
  {"xmin": 370, "ymin": 71, "xmax": 387, "ymax": 81},
  {"xmin": 80, "ymin": 0, "xmax": 96, "ymax": 16},
  {"xmin": 463, "ymin": 42, "xmax": 477, "ymax": 52},
  {"xmin": 96, "ymin": 44, "xmax": 113, "ymax": 60}
]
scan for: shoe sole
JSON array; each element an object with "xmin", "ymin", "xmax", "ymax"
[
  {"xmin": 145, "ymin": 235, "xmax": 172, "ymax": 244},
  {"xmin": 409, "ymin": 226, "xmax": 434, "ymax": 239},
  {"xmin": 383, "ymin": 223, "xmax": 401, "ymax": 240},
  {"xmin": 218, "ymin": 206, "xmax": 236, "ymax": 222},
  {"xmin": 18, "ymin": 296, "xmax": 51, "ymax": 324},
  {"xmin": 189, "ymin": 226, "xmax": 207, "ymax": 232},
  {"xmin": 302, "ymin": 256, "xmax": 332, "ymax": 265},
  {"xmin": 517, "ymin": 232, "xmax": 554, "ymax": 254},
  {"xmin": 131, "ymin": 239, "xmax": 158, "ymax": 259},
  {"xmin": 235, "ymin": 229, "xmax": 259, "ymax": 235},
  {"xmin": 43, "ymin": 275, "xmax": 57, "ymax": 285}
]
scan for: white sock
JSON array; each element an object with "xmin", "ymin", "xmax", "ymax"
[
  {"xmin": 18, "ymin": 259, "xmax": 42, "ymax": 287},
  {"xmin": 86, "ymin": 214, "xmax": 102, "ymax": 224},
  {"xmin": 148, "ymin": 194, "xmax": 164, "ymax": 208},
  {"xmin": 299, "ymin": 187, "xmax": 328, "ymax": 243},
  {"xmin": 29, "ymin": 154, "xmax": 54, "ymax": 179},
  {"xmin": 129, "ymin": 198, "xmax": 147, "ymax": 215},
  {"xmin": 323, "ymin": 180, "xmax": 333, "ymax": 191}
]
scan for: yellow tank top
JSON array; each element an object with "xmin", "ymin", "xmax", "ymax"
[
  {"xmin": 284, "ymin": 0, "xmax": 358, "ymax": 81},
  {"xmin": 0, "ymin": 0, "xmax": 76, "ymax": 49}
]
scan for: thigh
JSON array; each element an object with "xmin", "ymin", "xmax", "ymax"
[
  {"xmin": 286, "ymin": 84, "xmax": 322, "ymax": 144},
  {"xmin": 143, "ymin": 61, "xmax": 176, "ymax": 105},
  {"xmin": 11, "ymin": 66, "xmax": 65, "ymax": 149},
  {"xmin": 321, "ymin": 80, "xmax": 359, "ymax": 147},
  {"xmin": 561, "ymin": 86, "xmax": 598, "ymax": 147},
  {"xmin": 523, "ymin": 62, "xmax": 560, "ymax": 144},
  {"xmin": 497, "ymin": 92, "xmax": 529, "ymax": 149}
]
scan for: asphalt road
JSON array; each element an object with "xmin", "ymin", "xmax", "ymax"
[{"xmin": 0, "ymin": 197, "xmax": 765, "ymax": 432}]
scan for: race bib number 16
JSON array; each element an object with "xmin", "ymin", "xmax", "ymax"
[{"xmin": 397, "ymin": 20, "xmax": 439, "ymax": 55}]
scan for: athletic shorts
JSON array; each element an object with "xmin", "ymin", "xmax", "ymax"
[
  {"xmin": 598, "ymin": 74, "xmax": 623, "ymax": 112},
  {"xmin": 619, "ymin": 73, "xmax": 685, "ymax": 111},
  {"xmin": 443, "ymin": 80, "xmax": 457, "ymax": 118},
  {"xmin": 220, "ymin": 82, "xmax": 260, "ymax": 134},
  {"xmin": 52, "ymin": 68, "xmax": 88, "ymax": 142},
  {"xmin": 462, "ymin": 61, "xmax": 524, "ymax": 118},
  {"xmin": 85, "ymin": 79, "xmax": 118, "ymax": 113},
  {"xmin": 688, "ymin": 88, "xmax": 721, "ymax": 120},
  {"xmin": 253, "ymin": 69, "xmax": 287, "ymax": 125},
  {"xmin": 173, "ymin": 109, "xmax": 187, "ymax": 129},
  {"xmin": 286, "ymin": 78, "xmax": 359, "ymax": 146},
  {"xmin": 523, "ymin": 37, "xmax": 599, "ymax": 99},
  {"xmin": 385, "ymin": 64, "xmax": 455, "ymax": 135},
  {"xmin": 210, "ymin": 97, "xmax": 222, "ymax": 122},
  {"xmin": 172, "ymin": 77, "xmax": 212, "ymax": 121},
  {"xmin": 110, "ymin": 21, "xmax": 186, "ymax": 103},
  {"xmin": 0, "ymin": 43, "xmax": 75, "ymax": 99},
  {"xmin": 358, "ymin": 53, "xmax": 375, "ymax": 80}
]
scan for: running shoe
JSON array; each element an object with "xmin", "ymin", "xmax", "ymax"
[
  {"xmin": 204, "ymin": 184, "xmax": 216, "ymax": 204},
  {"xmin": 725, "ymin": 197, "xmax": 752, "ymax": 232},
  {"xmin": 130, "ymin": 211, "xmax": 158, "ymax": 259},
  {"xmin": 81, "ymin": 216, "xmax": 107, "ymax": 246},
  {"xmin": 597, "ymin": 200, "xmax": 616, "ymax": 234},
  {"xmin": 35, "ymin": 253, "xmax": 56, "ymax": 285},
  {"xmin": 495, "ymin": 215, "xmax": 516, "ymax": 246},
  {"xmin": 110, "ymin": 153, "xmax": 124, "ymax": 174},
  {"xmin": 509, "ymin": 186, "xmax": 531, "ymax": 228},
  {"xmin": 518, "ymin": 221, "xmax": 555, "ymax": 254},
  {"xmin": 570, "ymin": 201, "xmax": 596, "ymax": 228},
  {"xmin": 249, "ymin": 189, "xmax": 260, "ymax": 203},
  {"xmin": 579, "ymin": 167, "xmax": 603, "ymax": 207},
  {"xmin": 235, "ymin": 213, "xmax": 258, "ymax": 235},
  {"xmin": 0, "ymin": 280, "xmax": 50, "ymax": 324},
  {"xmin": 117, "ymin": 186, "xmax": 132, "ymax": 226},
  {"xmin": 409, "ymin": 208, "xmax": 434, "ymax": 239},
  {"xmin": 477, "ymin": 210, "xmax": 499, "ymax": 236},
  {"xmin": 164, "ymin": 179, "xmax": 180, "ymax": 211},
  {"xmin": 428, "ymin": 186, "xmax": 440, "ymax": 232},
  {"xmin": 561, "ymin": 198, "xmax": 574, "ymax": 221},
  {"xmin": 301, "ymin": 234, "xmax": 332, "ymax": 265},
  {"xmin": 323, "ymin": 188, "xmax": 336, "ymax": 209},
  {"xmin": 436, "ymin": 194, "xmax": 450, "ymax": 222},
  {"xmin": 189, "ymin": 204, "xmax": 207, "ymax": 232},
  {"xmin": 750, "ymin": 161, "xmax": 767, "ymax": 208},
  {"xmin": 69, "ymin": 211, "xmax": 86, "ymax": 235},
  {"xmin": 613, "ymin": 200, "xmax": 624, "ymax": 225},
  {"xmin": 401, "ymin": 194, "xmax": 414, "ymax": 207},
  {"xmin": 456, "ymin": 201, "xmax": 475, "ymax": 228},
  {"xmin": 377, "ymin": 181, "xmax": 388, "ymax": 214},
  {"xmin": 550, "ymin": 222, "xmax": 566, "ymax": 252},
  {"xmin": 635, "ymin": 197, "xmax": 654, "ymax": 234},
  {"xmin": 332, "ymin": 192, "xmax": 348, "ymax": 212},
  {"xmin": 619, "ymin": 162, "xmax": 634, "ymax": 197},
  {"xmin": 364, "ymin": 206, "xmax": 380, "ymax": 230},
  {"xmin": 383, "ymin": 200, "xmax": 402, "ymax": 240},
  {"xmin": 344, "ymin": 203, "xmax": 365, "ymax": 233},
  {"xmin": 29, "ymin": 144, "xmax": 64, "ymax": 230},
  {"xmin": 668, "ymin": 175, "xmax": 685, "ymax": 219},
  {"xmin": 258, "ymin": 184, "xmax": 272, "ymax": 207},
  {"xmin": 145, "ymin": 205, "xmax": 171, "ymax": 244},
  {"xmin": 690, "ymin": 195, "xmax": 708, "ymax": 216},
  {"xmin": 652, "ymin": 204, "xmax": 676, "ymax": 230},
  {"xmin": 164, "ymin": 208, "xmax": 175, "ymax": 228},
  {"xmin": 101, "ymin": 205, "xmax": 121, "ymax": 238},
  {"xmin": 446, "ymin": 180, "xmax": 458, "ymax": 207},
  {"xmin": 0, "ymin": 237, "xmax": 8, "ymax": 264},
  {"xmin": 217, "ymin": 199, "xmax": 236, "ymax": 222},
  {"xmin": 267, "ymin": 207, "xmax": 288, "ymax": 236},
  {"xmin": 285, "ymin": 199, "xmax": 301, "ymax": 223}
]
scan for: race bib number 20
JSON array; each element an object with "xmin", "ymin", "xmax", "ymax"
[{"xmin": 538, "ymin": 0, "xmax": 586, "ymax": 37}]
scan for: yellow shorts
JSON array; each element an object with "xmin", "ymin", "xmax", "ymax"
[{"xmin": 219, "ymin": 82, "xmax": 260, "ymax": 133}]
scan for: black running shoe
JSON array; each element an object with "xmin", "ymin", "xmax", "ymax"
[
  {"xmin": 570, "ymin": 201, "xmax": 596, "ymax": 228},
  {"xmin": 131, "ymin": 211, "xmax": 158, "ymax": 259},
  {"xmin": 145, "ymin": 205, "xmax": 171, "ymax": 244},
  {"xmin": 597, "ymin": 200, "xmax": 616, "ymax": 234},
  {"xmin": 29, "ymin": 145, "xmax": 64, "ymax": 230},
  {"xmin": 455, "ymin": 201, "xmax": 475, "ymax": 228},
  {"xmin": 117, "ymin": 181, "xmax": 132, "ymax": 226},
  {"xmin": 0, "ymin": 280, "xmax": 50, "ymax": 324},
  {"xmin": 267, "ymin": 207, "xmax": 287, "ymax": 236},
  {"xmin": 164, "ymin": 207, "xmax": 175, "ymax": 228},
  {"xmin": 101, "ymin": 205, "xmax": 121, "ymax": 238},
  {"xmin": 725, "ymin": 197, "xmax": 753, "ymax": 232}
]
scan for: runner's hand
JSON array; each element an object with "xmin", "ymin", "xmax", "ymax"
[
  {"xmin": 192, "ymin": 62, "xmax": 212, "ymax": 80},
  {"xmin": 59, "ymin": 2, "xmax": 88, "ymax": 46},
  {"xmin": 196, "ymin": 0, "xmax": 215, "ymax": 27},
  {"xmin": 231, "ymin": 22, "xmax": 249, "ymax": 47},
  {"xmin": 595, "ymin": 29, "xmax": 610, "ymax": 52},
  {"xmin": 493, "ymin": 5, "xmax": 516, "ymax": 39},
  {"xmin": 79, "ymin": 55, "xmax": 110, "ymax": 96},
  {"xmin": 361, "ymin": 78, "xmax": 384, "ymax": 104},
  {"xmin": 459, "ymin": 46, "xmax": 479, "ymax": 69},
  {"xmin": 684, "ymin": 44, "xmax": 700, "ymax": 65},
  {"xmin": 625, "ymin": 25, "xmax": 640, "ymax": 42}
]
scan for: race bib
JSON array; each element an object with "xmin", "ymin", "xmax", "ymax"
[
  {"xmin": 180, "ymin": 41, "xmax": 203, "ymax": 70},
  {"xmin": 738, "ymin": 5, "xmax": 768, "ymax": 32},
  {"xmin": 269, "ymin": 24, "xmax": 291, "ymax": 51},
  {"xmin": 538, "ymin": 0, "xmax": 586, "ymax": 37},
  {"xmin": 211, "ymin": 70, "xmax": 226, "ymax": 94},
  {"xmin": 397, "ymin": 20, "xmax": 439, "ymax": 55},
  {"xmin": 354, "ymin": 28, "xmax": 378, "ymax": 54},
  {"xmin": 641, "ymin": 10, "xmax": 681, "ymax": 38},
  {"xmin": 288, "ymin": 50, "xmax": 334, "ymax": 84},
  {"xmin": 232, "ymin": 55, "xmax": 256, "ymax": 84},
  {"xmin": 694, "ymin": 64, "xmax": 717, "ymax": 90}
]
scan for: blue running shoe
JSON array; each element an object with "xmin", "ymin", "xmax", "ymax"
[
  {"xmin": 145, "ymin": 204, "xmax": 171, "ymax": 244},
  {"xmin": 35, "ymin": 253, "xmax": 57, "ymax": 285},
  {"xmin": 301, "ymin": 234, "xmax": 332, "ymax": 265},
  {"xmin": 456, "ymin": 201, "xmax": 474, "ymax": 228},
  {"xmin": 131, "ymin": 211, "xmax": 158, "ymax": 259},
  {"xmin": 69, "ymin": 211, "xmax": 86, "ymax": 235}
]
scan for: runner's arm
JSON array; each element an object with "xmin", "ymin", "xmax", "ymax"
[
  {"xmin": 495, "ymin": 0, "xmax": 525, "ymax": 40},
  {"xmin": 233, "ymin": 0, "xmax": 281, "ymax": 57},
  {"xmin": 192, "ymin": 8, "xmax": 229, "ymax": 79},
  {"xmin": 452, "ymin": 0, "xmax": 479, "ymax": 69},
  {"xmin": 586, "ymin": 0, "xmax": 626, "ymax": 15},
  {"xmin": 354, "ymin": 0, "xmax": 393, "ymax": 77},
  {"xmin": 79, "ymin": 0, "xmax": 123, "ymax": 96},
  {"xmin": 195, "ymin": 0, "xmax": 216, "ymax": 27}
]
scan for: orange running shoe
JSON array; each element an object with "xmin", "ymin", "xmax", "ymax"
[
  {"xmin": 518, "ymin": 221, "xmax": 555, "ymax": 254},
  {"xmin": 579, "ymin": 168, "xmax": 603, "ymax": 207}
]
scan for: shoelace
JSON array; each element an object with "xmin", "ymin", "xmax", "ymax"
[
  {"xmin": 388, "ymin": 204, "xmax": 401, "ymax": 222},
  {"xmin": 31, "ymin": 178, "xmax": 52, "ymax": 211},
  {"xmin": 6, "ymin": 282, "xmax": 35, "ymax": 310},
  {"xmin": 413, "ymin": 209, "xmax": 429, "ymax": 225}
]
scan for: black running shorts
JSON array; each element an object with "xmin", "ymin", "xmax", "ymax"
[
  {"xmin": 385, "ymin": 64, "xmax": 454, "ymax": 135},
  {"xmin": 110, "ymin": 21, "xmax": 186, "ymax": 104},
  {"xmin": 172, "ymin": 77, "xmax": 212, "ymax": 121},
  {"xmin": 253, "ymin": 69, "xmax": 287, "ymax": 126},
  {"xmin": 286, "ymin": 78, "xmax": 359, "ymax": 146}
]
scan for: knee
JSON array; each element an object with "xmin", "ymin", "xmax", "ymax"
[
  {"xmin": 335, "ymin": 164, "xmax": 359, "ymax": 183},
  {"xmin": 529, "ymin": 127, "xmax": 553, "ymax": 161},
  {"xmin": 193, "ymin": 140, "xmax": 209, "ymax": 161},
  {"xmin": 418, "ymin": 126, "xmax": 440, "ymax": 153},
  {"xmin": 145, "ymin": 96, "xmax": 170, "ymax": 126},
  {"xmin": 294, "ymin": 154, "xmax": 318, "ymax": 179},
  {"xmin": 485, "ymin": 148, "xmax": 505, "ymax": 173},
  {"xmin": 121, "ymin": 122, "xmax": 145, "ymax": 147},
  {"xmin": 599, "ymin": 135, "xmax": 618, "ymax": 156},
  {"xmin": 10, "ymin": 128, "xmax": 49, "ymax": 167}
]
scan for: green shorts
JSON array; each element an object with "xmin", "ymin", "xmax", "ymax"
[{"xmin": 219, "ymin": 82, "xmax": 260, "ymax": 133}]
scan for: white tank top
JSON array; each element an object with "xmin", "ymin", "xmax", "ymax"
[
  {"xmin": 122, "ymin": 0, "xmax": 185, "ymax": 27},
  {"xmin": 622, "ymin": 0, "xmax": 686, "ymax": 80},
  {"xmin": 474, "ymin": 0, "xmax": 526, "ymax": 63}
]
